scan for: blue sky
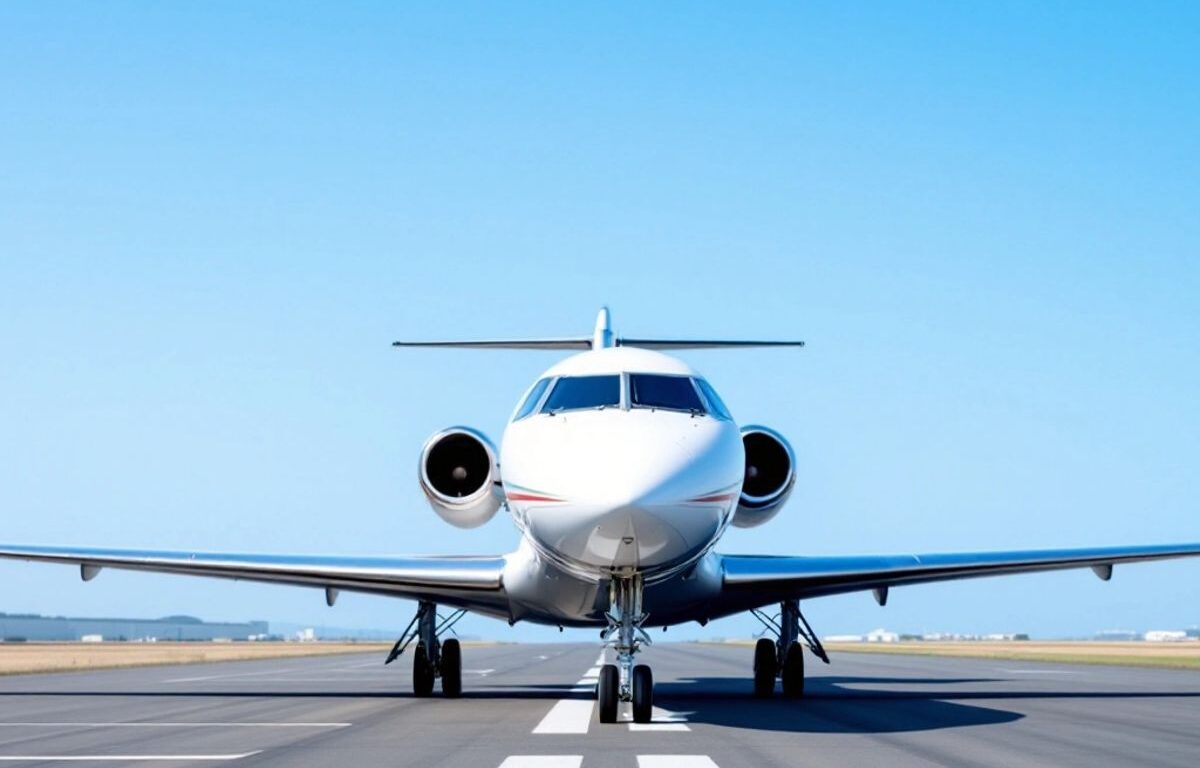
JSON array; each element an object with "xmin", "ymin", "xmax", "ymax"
[{"xmin": 1, "ymin": 2, "xmax": 1197, "ymax": 642}]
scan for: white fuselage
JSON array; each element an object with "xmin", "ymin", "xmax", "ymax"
[{"xmin": 500, "ymin": 347, "xmax": 745, "ymax": 586}]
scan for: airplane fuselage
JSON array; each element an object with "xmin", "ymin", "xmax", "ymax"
[{"xmin": 498, "ymin": 346, "xmax": 748, "ymax": 627}]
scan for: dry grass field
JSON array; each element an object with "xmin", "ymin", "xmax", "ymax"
[
  {"xmin": 823, "ymin": 641, "xmax": 1200, "ymax": 670},
  {"xmin": 0, "ymin": 642, "xmax": 392, "ymax": 676}
]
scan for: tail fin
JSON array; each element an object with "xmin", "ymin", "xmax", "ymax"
[{"xmin": 392, "ymin": 307, "xmax": 804, "ymax": 351}]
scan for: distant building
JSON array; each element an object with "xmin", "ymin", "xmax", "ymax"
[
  {"xmin": 823, "ymin": 634, "xmax": 864, "ymax": 643},
  {"xmin": 0, "ymin": 612, "xmax": 268, "ymax": 642},
  {"xmin": 865, "ymin": 628, "xmax": 899, "ymax": 643},
  {"xmin": 1144, "ymin": 630, "xmax": 1188, "ymax": 643}
]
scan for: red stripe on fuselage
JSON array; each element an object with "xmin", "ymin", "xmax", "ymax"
[
  {"xmin": 688, "ymin": 493, "xmax": 737, "ymax": 503},
  {"xmin": 507, "ymin": 492, "xmax": 564, "ymax": 503}
]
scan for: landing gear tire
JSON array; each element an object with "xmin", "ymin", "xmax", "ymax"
[
  {"xmin": 598, "ymin": 664, "xmax": 619, "ymax": 724},
  {"xmin": 781, "ymin": 641, "xmax": 805, "ymax": 699},
  {"xmin": 631, "ymin": 664, "xmax": 653, "ymax": 724},
  {"xmin": 753, "ymin": 638, "xmax": 777, "ymax": 698},
  {"xmin": 440, "ymin": 638, "xmax": 462, "ymax": 698},
  {"xmin": 413, "ymin": 643, "xmax": 435, "ymax": 697}
]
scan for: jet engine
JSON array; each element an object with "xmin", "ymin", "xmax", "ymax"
[
  {"xmin": 419, "ymin": 427, "xmax": 502, "ymax": 529},
  {"xmin": 732, "ymin": 425, "xmax": 796, "ymax": 528}
]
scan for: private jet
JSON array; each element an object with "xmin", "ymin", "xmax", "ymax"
[{"xmin": 2, "ymin": 308, "xmax": 1197, "ymax": 724}]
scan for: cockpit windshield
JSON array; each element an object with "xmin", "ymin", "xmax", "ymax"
[
  {"xmin": 629, "ymin": 374, "xmax": 705, "ymax": 414},
  {"xmin": 514, "ymin": 378, "xmax": 551, "ymax": 420},
  {"xmin": 695, "ymin": 378, "xmax": 732, "ymax": 420},
  {"xmin": 541, "ymin": 375, "xmax": 621, "ymax": 413}
]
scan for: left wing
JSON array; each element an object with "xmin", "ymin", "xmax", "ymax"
[
  {"xmin": 716, "ymin": 542, "xmax": 1200, "ymax": 615},
  {"xmin": 0, "ymin": 544, "xmax": 511, "ymax": 618}
]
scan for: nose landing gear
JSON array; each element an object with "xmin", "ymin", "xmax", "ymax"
[
  {"xmin": 598, "ymin": 574, "xmax": 655, "ymax": 724},
  {"xmin": 385, "ymin": 601, "xmax": 467, "ymax": 697},
  {"xmin": 751, "ymin": 599, "xmax": 828, "ymax": 698}
]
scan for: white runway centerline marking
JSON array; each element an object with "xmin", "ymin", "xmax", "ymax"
[
  {"xmin": 0, "ymin": 754, "xmax": 261, "ymax": 762},
  {"xmin": 581, "ymin": 667, "xmax": 601, "ymax": 679},
  {"xmin": 0, "ymin": 722, "xmax": 349, "ymax": 729},
  {"xmin": 532, "ymin": 700, "xmax": 595, "ymax": 734},
  {"xmin": 627, "ymin": 706, "xmax": 691, "ymax": 732},
  {"xmin": 637, "ymin": 757, "xmax": 718, "ymax": 768},
  {"xmin": 498, "ymin": 757, "xmax": 582, "ymax": 768}
]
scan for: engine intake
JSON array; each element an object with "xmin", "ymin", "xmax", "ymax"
[
  {"xmin": 419, "ymin": 427, "xmax": 502, "ymax": 529},
  {"xmin": 733, "ymin": 425, "xmax": 796, "ymax": 528}
]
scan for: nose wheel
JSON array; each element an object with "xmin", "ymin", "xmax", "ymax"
[
  {"xmin": 631, "ymin": 664, "xmax": 653, "ymax": 723},
  {"xmin": 598, "ymin": 664, "xmax": 619, "ymax": 723},
  {"xmin": 596, "ymin": 662, "xmax": 655, "ymax": 724}
]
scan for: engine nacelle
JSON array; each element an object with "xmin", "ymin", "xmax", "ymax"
[
  {"xmin": 732, "ymin": 425, "xmax": 796, "ymax": 528},
  {"xmin": 419, "ymin": 427, "xmax": 502, "ymax": 529}
]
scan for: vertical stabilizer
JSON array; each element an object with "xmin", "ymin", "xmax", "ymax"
[{"xmin": 593, "ymin": 307, "xmax": 615, "ymax": 349}]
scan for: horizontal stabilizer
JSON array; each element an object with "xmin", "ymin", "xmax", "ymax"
[
  {"xmin": 393, "ymin": 308, "xmax": 804, "ymax": 351},
  {"xmin": 392, "ymin": 337, "xmax": 803, "ymax": 351},
  {"xmin": 393, "ymin": 338, "xmax": 592, "ymax": 350},
  {"xmin": 618, "ymin": 339, "xmax": 805, "ymax": 350}
]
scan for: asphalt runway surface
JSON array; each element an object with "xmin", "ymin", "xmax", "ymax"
[{"xmin": 0, "ymin": 642, "xmax": 1197, "ymax": 767}]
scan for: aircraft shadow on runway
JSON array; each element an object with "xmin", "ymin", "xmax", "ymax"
[
  {"xmin": 644, "ymin": 675, "xmax": 1200, "ymax": 734},
  {"xmin": 652, "ymin": 675, "xmax": 1024, "ymax": 733},
  {"xmin": 3, "ymin": 675, "xmax": 1198, "ymax": 735}
]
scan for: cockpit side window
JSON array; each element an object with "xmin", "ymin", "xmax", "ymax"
[
  {"xmin": 629, "ymin": 374, "xmax": 705, "ymax": 414},
  {"xmin": 695, "ymin": 378, "xmax": 732, "ymax": 420},
  {"xmin": 514, "ymin": 377, "xmax": 552, "ymax": 420},
  {"xmin": 541, "ymin": 375, "xmax": 621, "ymax": 413}
]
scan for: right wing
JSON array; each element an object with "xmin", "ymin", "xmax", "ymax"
[
  {"xmin": 0, "ymin": 544, "xmax": 511, "ymax": 619},
  {"xmin": 717, "ymin": 542, "xmax": 1200, "ymax": 615}
]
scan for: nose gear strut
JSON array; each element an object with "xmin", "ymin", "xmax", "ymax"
[
  {"xmin": 384, "ymin": 601, "xmax": 467, "ymax": 697},
  {"xmin": 597, "ymin": 574, "xmax": 655, "ymax": 724}
]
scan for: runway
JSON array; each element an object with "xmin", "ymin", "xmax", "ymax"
[{"xmin": 0, "ymin": 642, "xmax": 1196, "ymax": 767}]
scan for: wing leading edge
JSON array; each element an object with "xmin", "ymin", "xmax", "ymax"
[
  {"xmin": 718, "ymin": 542, "xmax": 1200, "ymax": 615},
  {"xmin": 0, "ymin": 544, "xmax": 511, "ymax": 619}
]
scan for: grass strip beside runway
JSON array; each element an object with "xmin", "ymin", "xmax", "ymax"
[
  {"xmin": 0, "ymin": 641, "xmax": 391, "ymax": 675},
  {"xmin": 823, "ymin": 641, "xmax": 1200, "ymax": 669}
]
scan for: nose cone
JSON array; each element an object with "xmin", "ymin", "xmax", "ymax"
[{"xmin": 503, "ymin": 409, "xmax": 743, "ymax": 574}]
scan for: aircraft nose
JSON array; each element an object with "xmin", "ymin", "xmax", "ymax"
[{"xmin": 512, "ymin": 411, "xmax": 743, "ymax": 572}]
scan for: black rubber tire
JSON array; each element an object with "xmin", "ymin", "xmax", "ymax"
[
  {"xmin": 753, "ymin": 638, "xmax": 777, "ymax": 698},
  {"xmin": 631, "ymin": 664, "xmax": 653, "ymax": 724},
  {"xmin": 440, "ymin": 638, "xmax": 462, "ymax": 698},
  {"xmin": 597, "ymin": 664, "xmax": 619, "ymax": 723},
  {"xmin": 413, "ymin": 644, "xmax": 435, "ymax": 697},
  {"xmin": 781, "ymin": 641, "xmax": 805, "ymax": 699}
]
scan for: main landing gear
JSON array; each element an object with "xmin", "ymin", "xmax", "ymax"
[
  {"xmin": 597, "ymin": 575, "xmax": 655, "ymax": 724},
  {"xmin": 751, "ymin": 599, "xmax": 829, "ymax": 698},
  {"xmin": 385, "ymin": 600, "xmax": 467, "ymax": 697}
]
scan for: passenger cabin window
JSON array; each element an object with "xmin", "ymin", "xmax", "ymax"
[
  {"xmin": 514, "ymin": 378, "xmax": 551, "ymax": 420},
  {"xmin": 629, "ymin": 374, "xmax": 705, "ymax": 414},
  {"xmin": 695, "ymin": 378, "xmax": 732, "ymax": 420},
  {"xmin": 541, "ymin": 375, "xmax": 621, "ymax": 413}
]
